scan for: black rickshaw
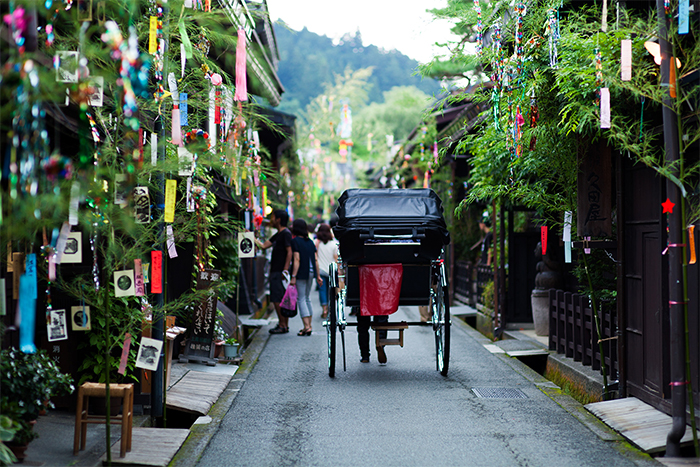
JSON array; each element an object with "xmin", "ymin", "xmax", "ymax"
[{"xmin": 326, "ymin": 188, "xmax": 451, "ymax": 377}]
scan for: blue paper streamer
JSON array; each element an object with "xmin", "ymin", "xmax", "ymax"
[
  {"xmin": 25, "ymin": 253, "xmax": 37, "ymax": 299},
  {"xmin": 180, "ymin": 93, "xmax": 188, "ymax": 127},
  {"xmin": 19, "ymin": 273, "xmax": 37, "ymax": 353},
  {"xmin": 679, "ymin": 0, "xmax": 689, "ymax": 34}
]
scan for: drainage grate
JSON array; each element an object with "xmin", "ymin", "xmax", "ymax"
[{"xmin": 471, "ymin": 387, "xmax": 528, "ymax": 399}]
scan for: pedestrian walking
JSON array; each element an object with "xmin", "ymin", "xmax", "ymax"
[
  {"xmin": 314, "ymin": 223, "xmax": 338, "ymax": 319},
  {"xmin": 255, "ymin": 209, "xmax": 293, "ymax": 334},
  {"xmin": 290, "ymin": 218, "xmax": 322, "ymax": 336}
]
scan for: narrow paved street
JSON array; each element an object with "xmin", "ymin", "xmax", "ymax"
[{"xmin": 196, "ymin": 295, "xmax": 658, "ymax": 467}]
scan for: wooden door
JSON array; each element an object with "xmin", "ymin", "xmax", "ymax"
[{"xmin": 622, "ymin": 159, "xmax": 669, "ymax": 405}]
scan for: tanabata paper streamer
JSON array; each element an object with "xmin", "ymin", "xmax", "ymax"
[
  {"xmin": 234, "ymin": 28, "xmax": 247, "ymax": 101},
  {"xmin": 541, "ymin": 226, "xmax": 548, "ymax": 256},
  {"xmin": 679, "ymin": 0, "xmax": 689, "ymax": 34},
  {"xmin": 600, "ymin": 88, "xmax": 611, "ymax": 129},
  {"xmin": 118, "ymin": 333, "xmax": 131, "ymax": 375},
  {"xmin": 134, "ymin": 259, "xmax": 145, "ymax": 296},
  {"xmin": 689, "ymin": 226, "xmax": 696, "ymax": 265},
  {"xmin": 151, "ymin": 251, "xmax": 162, "ymax": 293},
  {"xmin": 149, "ymin": 16, "xmax": 157, "ymax": 54},
  {"xmin": 69, "ymin": 181, "xmax": 80, "ymax": 225},
  {"xmin": 151, "ymin": 133, "xmax": 158, "ymax": 165},
  {"xmin": 19, "ymin": 264, "xmax": 37, "ymax": 353},
  {"xmin": 180, "ymin": 93, "xmax": 188, "ymax": 126},
  {"xmin": 166, "ymin": 225, "xmax": 178, "ymax": 258},
  {"xmin": 164, "ymin": 179, "xmax": 176, "ymax": 223},
  {"xmin": 621, "ymin": 40, "xmax": 632, "ymax": 81}
]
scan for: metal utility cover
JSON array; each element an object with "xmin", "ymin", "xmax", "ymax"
[{"xmin": 471, "ymin": 387, "xmax": 528, "ymax": 399}]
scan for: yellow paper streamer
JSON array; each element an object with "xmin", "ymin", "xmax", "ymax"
[
  {"xmin": 689, "ymin": 225, "xmax": 696, "ymax": 265},
  {"xmin": 164, "ymin": 180, "xmax": 176, "ymax": 223},
  {"xmin": 262, "ymin": 186, "xmax": 267, "ymax": 215},
  {"xmin": 149, "ymin": 16, "xmax": 158, "ymax": 54}
]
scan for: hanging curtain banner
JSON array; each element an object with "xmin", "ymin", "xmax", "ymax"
[
  {"xmin": 689, "ymin": 225, "xmax": 696, "ymax": 265},
  {"xmin": 621, "ymin": 40, "xmax": 632, "ymax": 81},
  {"xmin": 164, "ymin": 179, "xmax": 177, "ymax": 223},
  {"xmin": 234, "ymin": 28, "xmax": 247, "ymax": 101},
  {"xmin": 600, "ymin": 88, "xmax": 611, "ymax": 128},
  {"xmin": 151, "ymin": 250, "xmax": 163, "ymax": 293},
  {"xmin": 541, "ymin": 226, "xmax": 548, "ymax": 255}
]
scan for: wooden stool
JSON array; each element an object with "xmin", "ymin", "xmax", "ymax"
[
  {"xmin": 372, "ymin": 321, "xmax": 409, "ymax": 348},
  {"xmin": 73, "ymin": 382, "xmax": 134, "ymax": 458}
]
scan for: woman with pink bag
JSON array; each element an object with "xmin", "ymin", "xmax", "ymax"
[{"xmin": 289, "ymin": 218, "xmax": 323, "ymax": 336}]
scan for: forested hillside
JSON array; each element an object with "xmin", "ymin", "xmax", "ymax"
[{"xmin": 274, "ymin": 23, "xmax": 442, "ymax": 115}]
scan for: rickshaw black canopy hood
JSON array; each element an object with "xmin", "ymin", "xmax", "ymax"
[{"xmin": 333, "ymin": 188, "xmax": 451, "ymax": 246}]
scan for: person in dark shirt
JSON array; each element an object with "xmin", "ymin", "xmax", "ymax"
[
  {"xmin": 289, "ymin": 218, "xmax": 322, "ymax": 336},
  {"xmin": 255, "ymin": 209, "xmax": 293, "ymax": 334}
]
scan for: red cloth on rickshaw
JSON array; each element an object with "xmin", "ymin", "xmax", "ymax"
[{"xmin": 359, "ymin": 263, "xmax": 403, "ymax": 316}]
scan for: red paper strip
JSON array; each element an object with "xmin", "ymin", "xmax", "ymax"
[
  {"xmin": 541, "ymin": 226, "xmax": 548, "ymax": 256},
  {"xmin": 151, "ymin": 251, "xmax": 163, "ymax": 294},
  {"xmin": 118, "ymin": 333, "xmax": 132, "ymax": 375}
]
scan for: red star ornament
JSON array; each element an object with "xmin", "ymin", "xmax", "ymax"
[{"xmin": 662, "ymin": 198, "xmax": 675, "ymax": 214}]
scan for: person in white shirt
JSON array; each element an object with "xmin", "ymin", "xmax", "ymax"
[{"xmin": 314, "ymin": 223, "xmax": 338, "ymax": 319}]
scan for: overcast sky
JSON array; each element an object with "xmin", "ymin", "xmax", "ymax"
[{"xmin": 264, "ymin": 0, "xmax": 457, "ymax": 63}]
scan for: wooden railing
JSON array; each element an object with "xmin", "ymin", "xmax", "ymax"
[
  {"xmin": 453, "ymin": 261, "xmax": 473, "ymax": 305},
  {"xmin": 548, "ymin": 289, "xmax": 618, "ymax": 379}
]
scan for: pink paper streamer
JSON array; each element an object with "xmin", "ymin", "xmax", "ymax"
[
  {"xmin": 118, "ymin": 333, "xmax": 131, "ymax": 375},
  {"xmin": 234, "ymin": 29, "xmax": 247, "ymax": 101},
  {"xmin": 172, "ymin": 108, "xmax": 181, "ymax": 145}
]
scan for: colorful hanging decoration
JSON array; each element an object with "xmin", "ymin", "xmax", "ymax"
[
  {"xmin": 546, "ymin": 8, "xmax": 560, "ymax": 68},
  {"xmin": 594, "ymin": 47, "xmax": 603, "ymax": 106},
  {"xmin": 474, "ymin": 0, "xmax": 483, "ymax": 55},
  {"xmin": 515, "ymin": 0, "xmax": 525, "ymax": 75},
  {"xmin": 234, "ymin": 28, "xmax": 247, "ymax": 101},
  {"xmin": 529, "ymin": 94, "xmax": 538, "ymax": 151}
]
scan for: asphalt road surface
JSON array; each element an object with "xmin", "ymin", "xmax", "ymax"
[{"xmin": 197, "ymin": 295, "xmax": 658, "ymax": 467}]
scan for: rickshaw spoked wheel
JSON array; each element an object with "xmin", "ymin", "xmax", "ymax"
[
  {"xmin": 327, "ymin": 285, "xmax": 337, "ymax": 378},
  {"xmin": 433, "ymin": 280, "xmax": 450, "ymax": 377}
]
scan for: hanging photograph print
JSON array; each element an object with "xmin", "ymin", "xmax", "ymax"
[
  {"xmin": 114, "ymin": 174, "xmax": 129, "ymax": 206},
  {"xmin": 61, "ymin": 232, "xmax": 83, "ymax": 264},
  {"xmin": 87, "ymin": 76, "xmax": 104, "ymax": 107},
  {"xmin": 55, "ymin": 51, "xmax": 79, "ymax": 83},
  {"xmin": 238, "ymin": 232, "xmax": 255, "ymax": 258},
  {"xmin": 135, "ymin": 336, "xmax": 163, "ymax": 371},
  {"xmin": 114, "ymin": 270, "xmax": 136, "ymax": 297},
  {"xmin": 178, "ymin": 147, "xmax": 194, "ymax": 176},
  {"xmin": 47, "ymin": 309, "xmax": 68, "ymax": 342},
  {"xmin": 134, "ymin": 186, "xmax": 151, "ymax": 223},
  {"xmin": 71, "ymin": 305, "xmax": 91, "ymax": 331}
]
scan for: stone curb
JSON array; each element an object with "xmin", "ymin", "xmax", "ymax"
[{"xmin": 168, "ymin": 324, "xmax": 271, "ymax": 467}]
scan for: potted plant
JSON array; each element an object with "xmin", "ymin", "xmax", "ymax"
[
  {"xmin": 222, "ymin": 337, "xmax": 239, "ymax": 359},
  {"xmin": 0, "ymin": 348, "xmax": 74, "ymax": 458}
]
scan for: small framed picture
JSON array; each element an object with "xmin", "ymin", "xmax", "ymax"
[
  {"xmin": 238, "ymin": 232, "xmax": 255, "ymax": 258},
  {"xmin": 135, "ymin": 337, "xmax": 163, "ymax": 371},
  {"xmin": 114, "ymin": 270, "xmax": 135, "ymax": 297},
  {"xmin": 134, "ymin": 186, "xmax": 151, "ymax": 224},
  {"xmin": 71, "ymin": 306, "xmax": 91, "ymax": 331},
  {"xmin": 47, "ymin": 309, "xmax": 68, "ymax": 342},
  {"xmin": 61, "ymin": 232, "xmax": 83, "ymax": 264},
  {"xmin": 88, "ymin": 76, "xmax": 104, "ymax": 107},
  {"xmin": 55, "ymin": 51, "xmax": 79, "ymax": 83}
]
